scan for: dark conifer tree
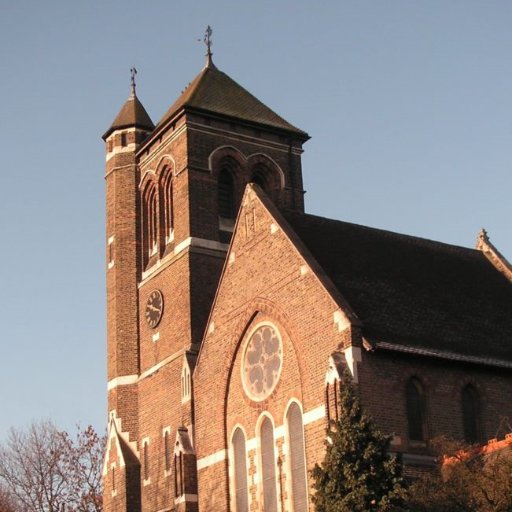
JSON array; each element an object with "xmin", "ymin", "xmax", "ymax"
[{"xmin": 312, "ymin": 369, "xmax": 407, "ymax": 511}]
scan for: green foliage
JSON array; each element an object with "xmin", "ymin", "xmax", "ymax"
[{"xmin": 312, "ymin": 369, "xmax": 407, "ymax": 512}]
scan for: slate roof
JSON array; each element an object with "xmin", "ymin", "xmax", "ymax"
[
  {"xmin": 155, "ymin": 62, "xmax": 308, "ymax": 138},
  {"xmin": 284, "ymin": 211, "xmax": 512, "ymax": 363},
  {"xmin": 103, "ymin": 93, "xmax": 155, "ymax": 140}
]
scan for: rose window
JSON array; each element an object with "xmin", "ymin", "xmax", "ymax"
[{"xmin": 242, "ymin": 324, "xmax": 283, "ymax": 401}]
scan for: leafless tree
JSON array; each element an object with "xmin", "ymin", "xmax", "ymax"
[
  {"xmin": 0, "ymin": 421, "xmax": 105, "ymax": 512},
  {"xmin": 0, "ymin": 484, "xmax": 19, "ymax": 512}
]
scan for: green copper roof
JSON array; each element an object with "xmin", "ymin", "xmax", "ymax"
[{"xmin": 156, "ymin": 63, "xmax": 308, "ymax": 138}]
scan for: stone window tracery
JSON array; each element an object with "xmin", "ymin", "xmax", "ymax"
[{"xmin": 241, "ymin": 323, "xmax": 283, "ymax": 402}]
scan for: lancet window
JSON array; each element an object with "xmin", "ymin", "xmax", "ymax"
[
  {"xmin": 286, "ymin": 403, "xmax": 308, "ymax": 512},
  {"xmin": 142, "ymin": 183, "xmax": 158, "ymax": 265},
  {"xmin": 406, "ymin": 377, "xmax": 427, "ymax": 442},
  {"xmin": 260, "ymin": 417, "xmax": 278, "ymax": 512},
  {"xmin": 161, "ymin": 169, "xmax": 174, "ymax": 244},
  {"xmin": 232, "ymin": 428, "xmax": 249, "ymax": 512},
  {"xmin": 462, "ymin": 384, "xmax": 481, "ymax": 443}
]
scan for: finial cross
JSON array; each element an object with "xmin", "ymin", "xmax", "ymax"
[
  {"xmin": 130, "ymin": 67, "xmax": 137, "ymax": 96},
  {"xmin": 203, "ymin": 25, "xmax": 213, "ymax": 59}
]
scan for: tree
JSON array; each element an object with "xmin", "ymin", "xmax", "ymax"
[
  {"xmin": 312, "ymin": 369, "xmax": 407, "ymax": 511},
  {"xmin": 0, "ymin": 421, "xmax": 105, "ymax": 512},
  {"xmin": 0, "ymin": 485, "xmax": 18, "ymax": 512},
  {"xmin": 406, "ymin": 437, "xmax": 512, "ymax": 512}
]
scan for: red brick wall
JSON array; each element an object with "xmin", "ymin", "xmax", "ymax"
[
  {"xmin": 194, "ymin": 186, "xmax": 351, "ymax": 511},
  {"xmin": 358, "ymin": 351, "xmax": 512, "ymax": 452}
]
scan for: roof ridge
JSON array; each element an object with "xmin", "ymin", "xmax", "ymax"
[{"xmin": 287, "ymin": 211, "xmax": 479, "ymax": 254}]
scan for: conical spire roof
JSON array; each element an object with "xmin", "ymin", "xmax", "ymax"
[
  {"xmin": 155, "ymin": 62, "xmax": 308, "ymax": 139},
  {"xmin": 103, "ymin": 93, "xmax": 154, "ymax": 140}
]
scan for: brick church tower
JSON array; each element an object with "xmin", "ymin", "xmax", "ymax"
[{"xmin": 102, "ymin": 51, "xmax": 309, "ymax": 511}]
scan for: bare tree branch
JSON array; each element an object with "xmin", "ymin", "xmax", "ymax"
[{"xmin": 0, "ymin": 421, "xmax": 105, "ymax": 512}]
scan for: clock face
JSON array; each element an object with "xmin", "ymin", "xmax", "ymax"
[{"xmin": 145, "ymin": 290, "xmax": 164, "ymax": 328}]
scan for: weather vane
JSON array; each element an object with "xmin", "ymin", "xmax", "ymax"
[
  {"xmin": 130, "ymin": 67, "xmax": 137, "ymax": 96},
  {"xmin": 199, "ymin": 25, "xmax": 213, "ymax": 66}
]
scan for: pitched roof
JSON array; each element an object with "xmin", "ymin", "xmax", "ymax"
[
  {"xmin": 155, "ymin": 62, "xmax": 308, "ymax": 137},
  {"xmin": 284, "ymin": 211, "xmax": 512, "ymax": 363},
  {"xmin": 103, "ymin": 93, "xmax": 155, "ymax": 140}
]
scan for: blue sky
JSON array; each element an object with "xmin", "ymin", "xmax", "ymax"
[{"xmin": 0, "ymin": 1, "xmax": 510, "ymax": 439}]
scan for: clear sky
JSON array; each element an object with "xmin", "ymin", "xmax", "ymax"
[{"xmin": 0, "ymin": 1, "xmax": 510, "ymax": 440}]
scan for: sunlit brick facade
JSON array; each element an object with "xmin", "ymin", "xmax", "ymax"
[{"xmin": 102, "ymin": 57, "xmax": 512, "ymax": 511}]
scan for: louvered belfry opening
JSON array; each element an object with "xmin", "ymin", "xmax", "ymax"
[
  {"xmin": 232, "ymin": 428, "xmax": 249, "ymax": 512},
  {"xmin": 218, "ymin": 168, "xmax": 235, "ymax": 220},
  {"xmin": 287, "ymin": 403, "xmax": 308, "ymax": 512},
  {"xmin": 260, "ymin": 417, "xmax": 278, "ymax": 512}
]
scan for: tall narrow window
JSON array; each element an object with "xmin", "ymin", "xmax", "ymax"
[
  {"xmin": 218, "ymin": 168, "xmax": 235, "ymax": 220},
  {"xmin": 232, "ymin": 428, "xmax": 249, "ymax": 512},
  {"xmin": 142, "ymin": 184, "xmax": 158, "ymax": 264},
  {"xmin": 143, "ymin": 440, "xmax": 149, "ymax": 481},
  {"xmin": 174, "ymin": 452, "xmax": 185, "ymax": 497},
  {"xmin": 162, "ymin": 170, "xmax": 174, "ymax": 243},
  {"xmin": 260, "ymin": 417, "xmax": 278, "ymax": 512},
  {"xmin": 181, "ymin": 364, "xmax": 191, "ymax": 402},
  {"xmin": 406, "ymin": 378, "xmax": 426, "ymax": 442},
  {"xmin": 462, "ymin": 385, "xmax": 480, "ymax": 443},
  {"xmin": 164, "ymin": 431, "xmax": 171, "ymax": 472},
  {"xmin": 287, "ymin": 403, "xmax": 308, "ymax": 512},
  {"xmin": 111, "ymin": 464, "xmax": 116, "ymax": 495}
]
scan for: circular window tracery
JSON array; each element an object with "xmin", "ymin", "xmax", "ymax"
[{"xmin": 242, "ymin": 323, "xmax": 283, "ymax": 401}]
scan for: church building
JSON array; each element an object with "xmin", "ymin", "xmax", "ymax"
[{"xmin": 101, "ymin": 43, "xmax": 512, "ymax": 512}]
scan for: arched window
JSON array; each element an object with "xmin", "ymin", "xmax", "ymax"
[
  {"xmin": 462, "ymin": 385, "xmax": 480, "ymax": 443},
  {"xmin": 142, "ymin": 183, "xmax": 158, "ymax": 264},
  {"xmin": 218, "ymin": 168, "xmax": 235, "ymax": 220},
  {"xmin": 287, "ymin": 403, "xmax": 308, "ymax": 512},
  {"xmin": 249, "ymin": 161, "xmax": 281, "ymax": 200},
  {"xmin": 260, "ymin": 417, "xmax": 278, "ymax": 512},
  {"xmin": 232, "ymin": 428, "xmax": 249, "ymax": 512},
  {"xmin": 181, "ymin": 364, "xmax": 191, "ymax": 402},
  {"xmin": 162, "ymin": 170, "xmax": 174, "ymax": 243},
  {"xmin": 251, "ymin": 168, "xmax": 269, "ymax": 193},
  {"xmin": 406, "ymin": 378, "xmax": 426, "ymax": 442}
]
